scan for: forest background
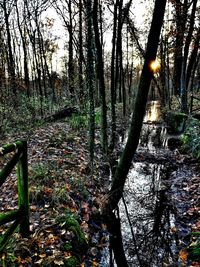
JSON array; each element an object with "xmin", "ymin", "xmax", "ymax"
[{"xmin": 0, "ymin": 0, "xmax": 200, "ymax": 266}]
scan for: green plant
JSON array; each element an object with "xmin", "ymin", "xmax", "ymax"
[
  {"xmin": 0, "ymin": 236, "xmax": 18, "ymax": 267},
  {"xmin": 163, "ymin": 111, "xmax": 188, "ymax": 134},
  {"xmin": 49, "ymin": 132, "xmax": 66, "ymax": 147},
  {"xmin": 187, "ymin": 233, "xmax": 200, "ymax": 262},
  {"xmin": 30, "ymin": 163, "xmax": 48, "ymax": 181},
  {"xmin": 64, "ymin": 256, "xmax": 79, "ymax": 267},
  {"xmin": 69, "ymin": 176, "xmax": 89, "ymax": 200},
  {"xmin": 69, "ymin": 114, "xmax": 87, "ymax": 129},
  {"xmin": 51, "ymin": 187, "xmax": 70, "ymax": 206},
  {"xmin": 56, "ymin": 211, "xmax": 88, "ymax": 266},
  {"xmin": 181, "ymin": 118, "xmax": 200, "ymax": 158},
  {"xmin": 0, "ymin": 252, "xmax": 17, "ymax": 267}
]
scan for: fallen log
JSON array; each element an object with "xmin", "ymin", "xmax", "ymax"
[{"xmin": 45, "ymin": 107, "xmax": 78, "ymax": 122}]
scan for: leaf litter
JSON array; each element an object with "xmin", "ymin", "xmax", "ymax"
[
  {"xmin": 0, "ymin": 117, "xmax": 199, "ymax": 266},
  {"xmin": 0, "ymin": 120, "xmax": 109, "ymax": 266}
]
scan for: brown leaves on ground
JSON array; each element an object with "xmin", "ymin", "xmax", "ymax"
[{"xmin": 0, "ymin": 120, "xmax": 109, "ymax": 266}]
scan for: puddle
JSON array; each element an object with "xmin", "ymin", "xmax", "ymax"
[
  {"xmin": 115, "ymin": 101, "xmax": 178, "ymax": 266},
  {"xmin": 100, "ymin": 100, "xmax": 196, "ymax": 267}
]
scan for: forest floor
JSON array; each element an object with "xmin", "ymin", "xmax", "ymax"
[{"xmin": 0, "ymin": 112, "xmax": 199, "ymax": 266}]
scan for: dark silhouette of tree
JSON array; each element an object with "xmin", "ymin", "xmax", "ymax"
[
  {"xmin": 78, "ymin": 0, "xmax": 84, "ymax": 105},
  {"xmin": 172, "ymin": 0, "xmax": 198, "ymax": 112},
  {"xmin": 93, "ymin": 0, "xmax": 108, "ymax": 153},
  {"xmin": 181, "ymin": 0, "xmax": 198, "ymax": 112},
  {"xmin": 103, "ymin": 0, "xmax": 167, "ymax": 264},
  {"xmin": 15, "ymin": 0, "xmax": 30, "ymax": 97},
  {"xmin": 86, "ymin": 0, "xmax": 95, "ymax": 169},
  {"xmin": 0, "ymin": 0, "xmax": 16, "ymax": 96}
]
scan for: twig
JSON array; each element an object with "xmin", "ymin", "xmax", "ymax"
[{"xmin": 122, "ymin": 195, "xmax": 143, "ymax": 266}]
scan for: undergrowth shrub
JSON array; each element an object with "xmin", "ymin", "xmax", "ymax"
[
  {"xmin": 69, "ymin": 114, "xmax": 87, "ymax": 129},
  {"xmin": 181, "ymin": 117, "xmax": 200, "ymax": 158}
]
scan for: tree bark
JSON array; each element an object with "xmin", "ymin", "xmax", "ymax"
[
  {"xmin": 15, "ymin": 0, "xmax": 30, "ymax": 97},
  {"xmin": 78, "ymin": 0, "xmax": 84, "ymax": 104},
  {"xmin": 93, "ymin": 0, "xmax": 108, "ymax": 154},
  {"xmin": 102, "ymin": 1, "xmax": 167, "ymax": 265},
  {"xmin": 2, "ymin": 0, "xmax": 16, "ymax": 96},
  {"xmin": 86, "ymin": 0, "xmax": 95, "ymax": 169},
  {"xmin": 186, "ymin": 22, "xmax": 200, "ymax": 90},
  {"xmin": 68, "ymin": 0, "xmax": 75, "ymax": 98},
  {"xmin": 103, "ymin": 0, "xmax": 167, "ymax": 214},
  {"xmin": 173, "ymin": 0, "xmax": 188, "ymax": 96},
  {"xmin": 181, "ymin": 0, "xmax": 198, "ymax": 113},
  {"xmin": 110, "ymin": 1, "xmax": 118, "ymax": 149}
]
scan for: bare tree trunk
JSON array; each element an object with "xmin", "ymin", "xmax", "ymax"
[
  {"xmin": 2, "ymin": 0, "xmax": 16, "ymax": 96},
  {"xmin": 102, "ymin": 1, "xmax": 167, "ymax": 266},
  {"xmin": 186, "ymin": 27, "xmax": 200, "ymax": 90},
  {"xmin": 103, "ymin": 0, "xmax": 167, "ymax": 216},
  {"xmin": 110, "ymin": 1, "xmax": 118, "ymax": 149},
  {"xmin": 93, "ymin": 0, "xmax": 108, "ymax": 154},
  {"xmin": 78, "ymin": 0, "xmax": 84, "ymax": 105},
  {"xmin": 172, "ymin": 0, "xmax": 188, "ymax": 96},
  {"xmin": 15, "ymin": 0, "xmax": 30, "ymax": 97},
  {"xmin": 68, "ymin": 1, "xmax": 75, "ymax": 99},
  {"xmin": 86, "ymin": 0, "xmax": 95, "ymax": 170},
  {"xmin": 181, "ymin": 0, "xmax": 198, "ymax": 113}
]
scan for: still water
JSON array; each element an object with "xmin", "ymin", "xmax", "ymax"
[{"xmin": 118, "ymin": 101, "xmax": 177, "ymax": 266}]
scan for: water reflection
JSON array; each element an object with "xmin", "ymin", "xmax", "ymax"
[
  {"xmin": 144, "ymin": 101, "xmax": 161, "ymax": 122},
  {"xmin": 118, "ymin": 101, "xmax": 177, "ymax": 267}
]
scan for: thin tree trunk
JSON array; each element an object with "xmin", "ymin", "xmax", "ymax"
[
  {"xmin": 173, "ymin": 0, "xmax": 188, "ymax": 96},
  {"xmin": 103, "ymin": 1, "xmax": 167, "ymax": 266},
  {"xmin": 68, "ymin": 1, "xmax": 75, "ymax": 99},
  {"xmin": 3, "ymin": 0, "xmax": 16, "ymax": 96},
  {"xmin": 181, "ymin": 0, "xmax": 197, "ymax": 113},
  {"xmin": 86, "ymin": 0, "xmax": 95, "ymax": 170},
  {"xmin": 15, "ymin": 0, "xmax": 30, "ymax": 97},
  {"xmin": 186, "ymin": 23, "xmax": 200, "ymax": 90},
  {"xmin": 93, "ymin": 0, "xmax": 108, "ymax": 154},
  {"xmin": 78, "ymin": 0, "xmax": 84, "ymax": 104},
  {"xmin": 110, "ymin": 1, "xmax": 118, "ymax": 149},
  {"xmin": 103, "ymin": 0, "xmax": 167, "ymax": 214}
]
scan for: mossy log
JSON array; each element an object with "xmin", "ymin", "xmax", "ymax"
[
  {"xmin": 58, "ymin": 214, "xmax": 88, "ymax": 265},
  {"xmin": 0, "ymin": 218, "xmax": 21, "ymax": 252},
  {"xmin": 0, "ymin": 140, "xmax": 30, "ymax": 241},
  {"xmin": 45, "ymin": 107, "xmax": 78, "ymax": 122},
  {"xmin": 164, "ymin": 111, "xmax": 188, "ymax": 134},
  {"xmin": 17, "ymin": 141, "xmax": 29, "ymax": 237},
  {"xmin": 64, "ymin": 216, "xmax": 88, "ymax": 254},
  {"xmin": 0, "ymin": 141, "xmax": 23, "ymax": 156},
  {"xmin": 0, "ymin": 150, "xmax": 21, "ymax": 187},
  {"xmin": 0, "ymin": 210, "xmax": 22, "ymax": 226}
]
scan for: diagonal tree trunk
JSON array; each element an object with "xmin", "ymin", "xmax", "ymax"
[
  {"xmin": 103, "ymin": 0, "xmax": 167, "ymax": 214},
  {"xmin": 102, "ymin": 0, "xmax": 167, "ymax": 264}
]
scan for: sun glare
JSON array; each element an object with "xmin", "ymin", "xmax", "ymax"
[{"xmin": 150, "ymin": 60, "xmax": 160, "ymax": 72}]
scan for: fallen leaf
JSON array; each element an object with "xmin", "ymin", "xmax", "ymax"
[
  {"xmin": 35, "ymin": 259, "xmax": 43, "ymax": 265},
  {"xmin": 54, "ymin": 259, "xmax": 64, "ymax": 265},
  {"xmin": 39, "ymin": 253, "xmax": 46, "ymax": 258},
  {"xmin": 179, "ymin": 249, "xmax": 188, "ymax": 261}
]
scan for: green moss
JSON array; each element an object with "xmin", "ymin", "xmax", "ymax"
[
  {"xmin": 64, "ymin": 256, "xmax": 79, "ymax": 267},
  {"xmin": 62, "ymin": 242, "xmax": 73, "ymax": 251},
  {"xmin": 187, "ymin": 241, "xmax": 200, "ymax": 262},
  {"xmin": 181, "ymin": 117, "xmax": 200, "ymax": 158},
  {"xmin": 69, "ymin": 114, "xmax": 87, "ymax": 129},
  {"xmin": 65, "ymin": 217, "xmax": 87, "ymax": 253},
  {"xmin": 57, "ymin": 212, "xmax": 88, "ymax": 265},
  {"xmin": 164, "ymin": 111, "xmax": 188, "ymax": 133}
]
